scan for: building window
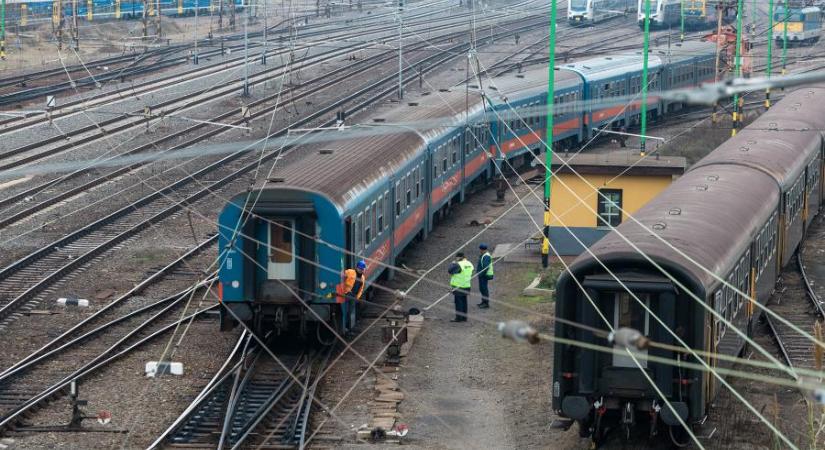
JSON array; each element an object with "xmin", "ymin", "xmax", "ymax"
[{"xmin": 597, "ymin": 189, "xmax": 622, "ymax": 227}]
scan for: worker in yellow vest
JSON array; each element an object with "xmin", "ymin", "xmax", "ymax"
[
  {"xmin": 476, "ymin": 243, "xmax": 493, "ymax": 308},
  {"xmin": 447, "ymin": 252, "xmax": 473, "ymax": 323},
  {"xmin": 336, "ymin": 260, "xmax": 366, "ymax": 334}
]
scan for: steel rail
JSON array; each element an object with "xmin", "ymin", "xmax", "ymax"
[
  {"xmin": 0, "ymin": 303, "xmax": 220, "ymax": 432},
  {"xmin": 0, "ymin": 15, "xmax": 506, "ymax": 226},
  {"xmin": 0, "ymin": 237, "xmax": 214, "ymax": 377},
  {"xmin": 0, "ymin": 0, "xmax": 411, "ymax": 101},
  {"xmin": 0, "ymin": 2, "xmax": 475, "ymax": 132},
  {"xmin": 0, "ymin": 7, "xmax": 532, "ymax": 172}
]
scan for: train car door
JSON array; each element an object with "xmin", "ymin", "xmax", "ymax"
[
  {"xmin": 612, "ymin": 292, "xmax": 650, "ymax": 368},
  {"xmin": 268, "ymin": 219, "xmax": 296, "ymax": 280}
]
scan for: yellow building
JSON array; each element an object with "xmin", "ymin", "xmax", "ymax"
[{"xmin": 549, "ymin": 151, "xmax": 686, "ymax": 255}]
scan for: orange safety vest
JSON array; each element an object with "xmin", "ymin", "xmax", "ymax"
[{"xmin": 335, "ymin": 269, "xmax": 365, "ymax": 303}]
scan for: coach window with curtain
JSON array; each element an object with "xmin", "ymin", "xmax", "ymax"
[{"xmin": 597, "ymin": 189, "xmax": 622, "ymax": 227}]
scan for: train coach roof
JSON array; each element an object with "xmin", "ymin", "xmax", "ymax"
[
  {"xmin": 260, "ymin": 66, "xmax": 558, "ymax": 209},
  {"xmin": 660, "ymin": 41, "xmax": 717, "ymax": 65},
  {"xmin": 570, "ymin": 163, "xmax": 779, "ymax": 292},
  {"xmin": 561, "ymin": 53, "xmax": 664, "ymax": 81},
  {"xmin": 691, "ymin": 86, "xmax": 825, "ymax": 187}
]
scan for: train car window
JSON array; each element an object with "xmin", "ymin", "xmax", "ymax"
[
  {"xmin": 364, "ymin": 206, "xmax": 371, "ymax": 245},
  {"xmin": 377, "ymin": 196, "xmax": 384, "ymax": 232},
  {"xmin": 356, "ymin": 213, "xmax": 364, "ymax": 253},
  {"xmin": 371, "ymin": 202, "xmax": 377, "ymax": 239},
  {"xmin": 726, "ymin": 273, "xmax": 736, "ymax": 319},
  {"xmin": 714, "ymin": 290, "xmax": 724, "ymax": 344},
  {"xmin": 406, "ymin": 174, "xmax": 412, "ymax": 208},
  {"xmin": 270, "ymin": 220, "xmax": 294, "ymax": 264},
  {"xmin": 395, "ymin": 182, "xmax": 401, "ymax": 217},
  {"xmin": 415, "ymin": 168, "xmax": 421, "ymax": 199},
  {"xmin": 384, "ymin": 193, "xmax": 391, "ymax": 228},
  {"xmin": 597, "ymin": 189, "xmax": 622, "ymax": 227}
]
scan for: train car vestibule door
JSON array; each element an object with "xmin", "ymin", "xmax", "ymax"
[
  {"xmin": 268, "ymin": 219, "xmax": 296, "ymax": 280},
  {"xmin": 612, "ymin": 292, "xmax": 650, "ymax": 368}
]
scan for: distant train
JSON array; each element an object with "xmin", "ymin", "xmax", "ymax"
[
  {"xmin": 552, "ymin": 87, "xmax": 825, "ymax": 446},
  {"xmin": 216, "ymin": 41, "xmax": 719, "ymax": 337},
  {"xmin": 567, "ymin": 0, "xmax": 630, "ymax": 25},
  {"xmin": 774, "ymin": 6, "xmax": 822, "ymax": 46},
  {"xmin": 637, "ymin": 0, "xmax": 734, "ymax": 30},
  {"xmin": 3, "ymin": 0, "xmax": 242, "ymax": 24}
]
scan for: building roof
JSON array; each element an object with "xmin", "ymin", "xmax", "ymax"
[{"xmin": 550, "ymin": 151, "xmax": 687, "ymax": 177}]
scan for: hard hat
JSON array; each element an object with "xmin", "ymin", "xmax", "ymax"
[
  {"xmin": 356, "ymin": 260, "xmax": 367, "ymax": 270},
  {"xmin": 479, "ymin": 243, "xmax": 488, "ymax": 250}
]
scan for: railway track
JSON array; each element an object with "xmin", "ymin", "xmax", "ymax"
[
  {"xmin": 0, "ymin": 9, "xmax": 548, "ymax": 230},
  {"xmin": 151, "ymin": 336, "xmax": 330, "ymax": 449},
  {"xmin": 0, "ymin": 282, "xmax": 220, "ymax": 433},
  {"xmin": 0, "ymin": 1, "xmax": 468, "ymax": 133},
  {"xmin": 0, "ymin": 5, "xmax": 536, "ymax": 176},
  {"xmin": 0, "ymin": 15, "xmax": 548, "ymax": 331},
  {"xmin": 765, "ymin": 249, "xmax": 824, "ymax": 379},
  {"xmin": 0, "ymin": 0, "xmax": 405, "ymax": 105}
]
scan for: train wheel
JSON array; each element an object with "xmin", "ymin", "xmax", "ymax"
[
  {"xmin": 577, "ymin": 418, "xmax": 592, "ymax": 438},
  {"xmin": 668, "ymin": 425, "xmax": 691, "ymax": 448}
]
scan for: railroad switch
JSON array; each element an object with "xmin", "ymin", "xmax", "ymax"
[{"xmin": 382, "ymin": 312, "xmax": 408, "ymax": 365}]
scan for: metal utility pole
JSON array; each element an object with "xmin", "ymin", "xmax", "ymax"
[
  {"xmin": 143, "ymin": 0, "xmax": 149, "ymax": 38},
  {"xmin": 711, "ymin": 2, "xmax": 723, "ymax": 122},
  {"xmin": 155, "ymin": 0, "xmax": 162, "ymax": 37},
  {"xmin": 639, "ymin": 0, "xmax": 651, "ymax": 156},
  {"xmin": 766, "ymin": 0, "xmax": 774, "ymax": 108},
  {"xmin": 230, "ymin": 0, "xmax": 236, "ymax": 30},
  {"xmin": 219, "ymin": 0, "xmax": 223, "ymax": 29},
  {"xmin": 1, "ymin": 0, "xmax": 6, "ymax": 60},
  {"xmin": 72, "ymin": 0, "xmax": 78, "ymax": 50},
  {"xmin": 541, "ymin": 0, "xmax": 557, "ymax": 269},
  {"xmin": 397, "ymin": 0, "xmax": 403, "ymax": 100},
  {"xmin": 193, "ymin": 0, "xmax": 199, "ymax": 63},
  {"xmin": 731, "ymin": 0, "xmax": 743, "ymax": 136},
  {"xmin": 55, "ymin": 0, "xmax": 65, "ymax": 50},
  {"xmin": 242, "ymin": 1, "xmax": 249, "ymax": 96},
  {"xmin": 261, "ymin": 0, "xmax": 267, "ymax": 64},
  {"xmin": 781, "ymin": 0, "xmax": 788, "ymax": 76},
  {"xmin": 679, "ymin": 0, "xmax": 684, "ymax": 41}
]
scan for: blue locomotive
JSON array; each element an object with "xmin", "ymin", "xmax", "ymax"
[{"xmin": 216, "ymin": 41, "xmax": 719, "ymax": 337}]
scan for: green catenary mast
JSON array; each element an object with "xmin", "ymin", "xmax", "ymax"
[
  {"xmin": 731, "ymin": 0, "xmax": 743, "ymax": 136},
  {"xmin": 781, "ymin": 0, "xmax": 788, "ymax": 76},
  {"xmin": 766, "ymin": 0, "xmax": 774, "ymax": 108},
  {"xmin": 680, "ymin": 0, "xmax": 684, "ymax": 42},
  {"xmin": 542, "ymin": 0, "xmax": 557, "ymax": 269},
  {"xmin": 639, "ymin": 0, "xmax": 651, "ymax": 156},
  {"xmin": 1, "ymin": 0, "xmax": 5, "ymax": 60}
]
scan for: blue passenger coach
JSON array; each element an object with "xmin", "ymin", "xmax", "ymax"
[{"xmin": 216, "ymin": 41, "xmax": 718, "ymax": 336}]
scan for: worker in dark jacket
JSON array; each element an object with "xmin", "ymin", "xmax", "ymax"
[
  {"xmin": 476, "ymin": 244, "xmax": 493, "ymax": 308},
  {"xmin": 447, "ymin": 252, "xmax": 474, "ymax": 322}
]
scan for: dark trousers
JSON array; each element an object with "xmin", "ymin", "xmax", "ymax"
[
  {"xmin": 478, "ymin": 277, "xmax": 490, "ymax": 305},
  {"xmin": 453, "ymin": 288, "xmax": 469, "ymax": 321}
]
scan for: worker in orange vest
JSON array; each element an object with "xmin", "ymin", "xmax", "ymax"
[{"xmin": 336, "ymin": 260, "xmax": 367, "ymax": 335}]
